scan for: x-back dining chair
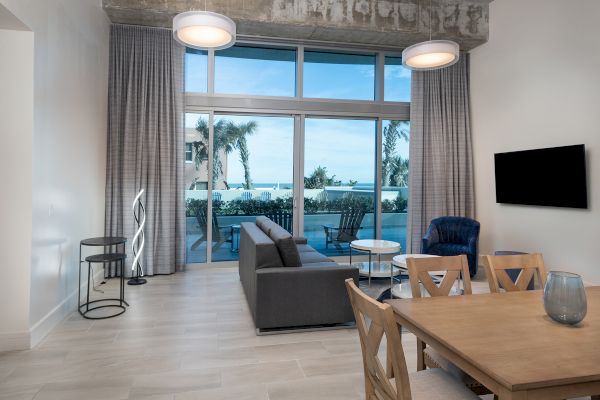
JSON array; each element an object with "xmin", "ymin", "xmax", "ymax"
[
  {"xmin": 406, "ymin": 255, "xmax": 472, "ymax": 300},
  {"xmin": 483, "ymin": 253, "xmax": 547, "ymax": 293},
  {"xmin": 344, "ymin": 278, "xmax": 479, "ymax": 400},
  {"xmin": 405, "ymin": 255, "xmax": 490, "ymax": 396}
]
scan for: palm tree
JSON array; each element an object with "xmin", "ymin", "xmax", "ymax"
[
  {"xmin": 388, "ymin": 155, "xmax": 409, "ymax": 187},
  {"xmin": 225, "ymin": 121, "xmax": 257, "ymax": 190},
  {"xmin": 382, "ymin": 120, "xmax": 409, "ymax": 186},
  {"xmin": 304, "ymin": 166, "xmax": 336, "ymax": 189},
  {"xmin": 191, "ymin": 118, "xmax": 257, "ymax": 189}
]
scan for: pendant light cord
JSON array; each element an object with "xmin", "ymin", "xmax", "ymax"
[{"xmin": 429, "ymin": 0, "xmax": 432, "ymax": 41}]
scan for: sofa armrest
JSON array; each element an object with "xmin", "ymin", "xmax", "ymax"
[
  {"xmin": 293, "ymin": 237, "xmax": 308, "ymax": 245},
  {"xmin": 254, "ymin": 264, "xmax": 359, "ymax": 329}
]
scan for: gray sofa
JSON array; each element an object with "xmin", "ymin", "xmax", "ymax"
[{"xmin": 239, "ymin": 216, "xmax": 359, "ymax": 331}]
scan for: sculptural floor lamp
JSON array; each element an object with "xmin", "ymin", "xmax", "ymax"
[{"xmin": 128, "ymin": 188, "xmax": 147, "ymax": 285}]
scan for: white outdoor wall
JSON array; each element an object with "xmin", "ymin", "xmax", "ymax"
[
  {"xmin": 0, "ymin": 0, "xmax": 110, "ymax": 347},
  {"xmin": 471, "ymin": 0, "xmax": 600, "ymax": 283},
  {"xmin": 0, "ymin": 18, "xmax": 34, "ymax": 350}
]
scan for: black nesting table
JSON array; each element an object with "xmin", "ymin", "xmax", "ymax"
[{"xmin": 79, "ymin": 237, "xmax": 129, "ymax": 319}]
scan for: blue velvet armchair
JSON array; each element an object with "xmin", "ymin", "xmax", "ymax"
[{"xmin": 422, "ymin": 216, "xmax": 480, "ymax": 276}]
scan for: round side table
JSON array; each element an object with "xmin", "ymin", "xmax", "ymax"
[
  {"xmin": 79, "ymin": 253, "xmax": 129, "ymax": 319},
  {"xmin": 79, "ymin": 237, "xmax": 128, "ymax": 319},
  {"xmin": 350, "ymin": 239, "xmax": 401, "ymax": 288},
  {"xmin": 80, "ymin": 237, "xmax": 127, "ymax": 278}
]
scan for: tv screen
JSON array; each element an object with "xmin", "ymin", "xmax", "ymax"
[{"xmin": 494, "ymin": 144, "xmax": 588, "ymax": 209}]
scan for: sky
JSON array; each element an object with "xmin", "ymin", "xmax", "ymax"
[{"xmin": 184, "ymin": 47, "xmax": 411, "ymax": 184}]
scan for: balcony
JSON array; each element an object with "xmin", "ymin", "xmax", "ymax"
[{"xmin": 185, "ymin": 187, "xmax": 407, "ymax": 263}]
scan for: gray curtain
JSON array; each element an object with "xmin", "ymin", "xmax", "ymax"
[
  {"xmin": 406, "ymin": 54, "xmax": 475, "ymax": 253},
  {"xmin": 105, "ymin": 24, "xmax": 185, "ymax": 275}
]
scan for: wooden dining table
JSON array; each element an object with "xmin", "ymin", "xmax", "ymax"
[{"xmin": 386, "ymin": 287, "xmax": 600, "ymax": 400}]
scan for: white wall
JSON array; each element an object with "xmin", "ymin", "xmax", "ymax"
[
  {"xmin": 0, "ymin": 16, "xmax": 34, "ymax": 350},
  {"xmin": 0, "ymin": 0, "xmax": 110, "ymax": 348},
  {"xmin": 471, "ymin": 0, "xmax": 600, "ymax": 283}
]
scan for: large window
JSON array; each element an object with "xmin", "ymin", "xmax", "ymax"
[
  {"xmin": 215, "ymin": 45, "xmax": 296, "ymax": 97},
  {"xmin": 185, "ymin": 49, "xmax": 208, "ymax": 93},
  {"xmin": 384, "ymin": 57, "xmax": 411, "ymax": 102},
  {"xmin": 184, "ymin": 43, "xmax": 411, "ymax": 264},
  {"xmin": 304, "ymin": 50, "xmax": 375, "ymax": 100}
]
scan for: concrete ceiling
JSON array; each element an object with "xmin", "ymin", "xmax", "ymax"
[{"xmin": 103, "ymin": 0, "xmax": 492, "ymax": 50}]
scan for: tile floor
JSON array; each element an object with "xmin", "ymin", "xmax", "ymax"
[{"xmin": 0, "ymin": 265, "xmax": 514, "ymax": 399}]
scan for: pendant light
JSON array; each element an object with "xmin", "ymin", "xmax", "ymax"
[
  {"xmin": 402, "ymin": 0, "xmax": 459, "ymax": 70},
  {"xmin": 173, "ymin": 8, "xmax": 236, "ymax": 50}
]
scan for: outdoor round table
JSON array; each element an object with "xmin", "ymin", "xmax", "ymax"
[
  {"xmin": 231, "ymin": 224, "xmax": 241, "ymax": 253},
  {"xmin": 350, "ymin": 239, "xmax": 401, "ymax": 287}
]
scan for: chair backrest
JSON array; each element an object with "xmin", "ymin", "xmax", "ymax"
[
  {"xmin": 429, "ymin": 216, "xmax": 479, "ymax": 245},
  {"xmin": 483, "ymin": 253, "xmax": 546, "ymax": 293},
  {"xmin": 212, "ymin": 192, "xmax": 222, "ymax": 202},
  {"xmin": 195, "ymin": 207, "xmax": 222, "ymax": 241},
  {"xmin": 241, "ymin": 191, "xmax": 253, "ymax": 201},
  {"xmin": 336, "ymin": 208, "xmax": 365, "ymax": 240},
  {"xmin": 345, "ymin": 279, "xmax": 412, "ymax": 400},
  {"xmin": 260, "ymin": 192, "xmax": 272, "ymax": 201},
  {"xmin": 264, "ymin": 211, "xmax": 293, "ymax": 234},
  {"xmin": 406, "ymin": 255, "xmax": 472, "ymax": 298}
]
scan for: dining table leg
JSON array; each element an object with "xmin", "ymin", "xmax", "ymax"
[{"xmin": 416, "ymin": 338, "xmax": 426, "ymax": 371}]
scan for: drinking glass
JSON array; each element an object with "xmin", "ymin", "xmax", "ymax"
[{"xmin": 543, "ymin": 271, "xmax": 587, "ymax": 325}]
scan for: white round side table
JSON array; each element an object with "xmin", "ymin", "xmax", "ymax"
[
  {"xmin": 392, "ymin": 254, "xmax": 442, "ymax": 274},
  {"xmin": 350, "ymin": 239, "xmax": 401, "ymax": 287}
]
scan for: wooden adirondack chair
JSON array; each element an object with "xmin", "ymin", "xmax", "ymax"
[
  {"xmin": 190, "ymin": 207, "xmax": 233, "ymax": 252},
  {"xmin": 265, "ymin": 211, "xmax": 293, "ymax": 233},
  {"xmin": 323, "ymin": 208, "xmax": 365, "ymax": 252},
  {"xmin": 260, "ymin": 192, "xmax": 272, "ymax": 201}
]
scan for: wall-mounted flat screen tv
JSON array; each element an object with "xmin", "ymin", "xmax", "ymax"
[{"xmin": 494, "ymin": 144, "xmax": 588, "ymax": 209}]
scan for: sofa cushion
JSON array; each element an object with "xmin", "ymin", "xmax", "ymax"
[
  {"xmin": 299, "ymin": 250, "xmax": 333, "ymax": 265},
  {"xmin": 268, "ymin": 223, "xmax": 302, "ymax": 267},
  {"xmin": 300, "ymin": 261, "xmax": 339, "ymax": 268},
  {"xmin": 296, "ymin": 244, "xmax": 316, "ymax": 253}
]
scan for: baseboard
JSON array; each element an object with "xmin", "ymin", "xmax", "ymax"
[{"xmin": 28, "ymin": 266, "xmax": 105, "ymax": 348}]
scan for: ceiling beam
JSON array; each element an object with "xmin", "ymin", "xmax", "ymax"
[{"xmin": 103, "ymin": 0, "xmax": 491, "ymax": 50}]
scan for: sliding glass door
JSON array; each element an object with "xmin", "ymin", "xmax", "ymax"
[
  {"xmin": 186, "ymin": 115, "xmax": 408, "ymax": 263},
  {"xmin": 381, "ymin": 120, "xmax": 410, "ymax": 252},
  {"xmin": 211, "ymin": 114, "xmax": 295, "ymax": 262},
  {"xmin": 185, "ymin": 112, "xmax": 210, "ymax": 264},
  {"xmin": 303, "ymin": 118, "xmax": 376, "ymax": 256}
]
